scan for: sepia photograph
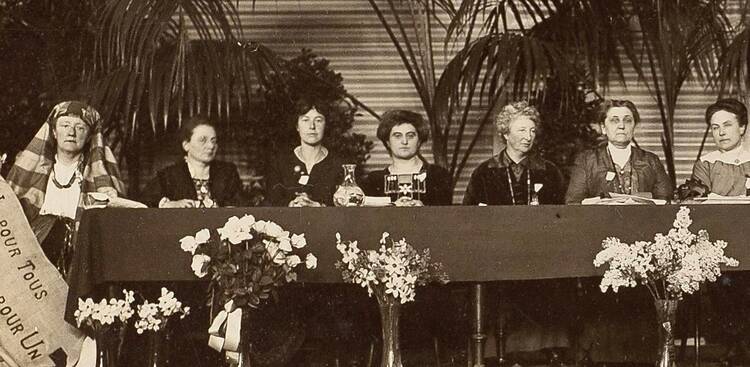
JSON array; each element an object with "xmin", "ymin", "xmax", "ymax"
[{"xmin": 1, "ymin": 1, "xmax": 750, "ymax": 366}]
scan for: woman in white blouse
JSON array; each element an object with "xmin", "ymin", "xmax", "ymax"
[{"xmin": 7, "ymin": 101, "xmax": 125, "ymax": 277}]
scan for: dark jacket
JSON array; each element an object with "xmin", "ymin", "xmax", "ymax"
[
  {"xmin": 463, "ymin": 151, "xmax": 565, "ymax": 205},
  {"xmin": 264, "ymin": 150, "xmax": 345, "ymax": 207},
  {"xmin": 140, "ymin": 160, "xmax": 244, "ymax": 207},
  {"xmin": 565, "ymin": 145, "xmax": 672, "ymax": 204},
  {"xmin": 362, "ymin": 163, "xmax": 453, "ymax": 205}
]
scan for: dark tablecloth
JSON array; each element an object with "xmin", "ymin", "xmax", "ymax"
[{"xmin": 65, "ymin": 205, "xmax": 750, "ymax": 320}]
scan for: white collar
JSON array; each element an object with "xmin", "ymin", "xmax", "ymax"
[
  {"xmin": 607, "ymin": 142, "xmax": 632, "ymax": 168},
  {"xmin": 700, "ymin": 143, "xmax": 750, "ymax": 165}
]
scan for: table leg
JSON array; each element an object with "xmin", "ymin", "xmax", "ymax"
[{"xmin": 471, "ymin": 283, "xmax": 486, "ymax": 367}]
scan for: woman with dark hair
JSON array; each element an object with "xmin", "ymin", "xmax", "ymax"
[
  {"xmin": 463, "ymin": 101, "xmax": 565, "ymax": 205},
  {"xmin": 264, "ymin": 99, "xmax": 345, "ymax": 207},
  {"xmin": 141, "ymin": 116, "xmax": 243, "ymax": 208},
  {"xmin": 565, "ymin": 99, "xmax": 672, "ymax": 203},
  {"xmin": 8, "ymin": 101, "xmax": 126, "ymax": 277},
  {"xmin": 362, "ymin": 109, "xmax": 452, "ymax": 206},
  {"xmin": 691, "ymin": 98, "xmax": 750, "ymax": 196}
]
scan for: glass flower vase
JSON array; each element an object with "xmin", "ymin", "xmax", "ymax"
[
  {"xmin": 333, "ymin": 164, "xmax": 365, "ymax": 207},
  {"xmin": 376, "ymin": 292, "xmax": 403, "ymax": 367},
  {"xmin": 147, "ymin": 329, "xmax": 169, "ymax": 367},
  {"xmin": 95, "ymin": 332, "xmax": 117, "ymax": 367},
  {"xmin": 654, "ymin": 299, "xmax": 679, "ymax": 367}
]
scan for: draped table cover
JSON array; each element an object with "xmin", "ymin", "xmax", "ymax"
[{"xmin": 64, "ymin": 205, "xmax": 750, "ymax": 364}]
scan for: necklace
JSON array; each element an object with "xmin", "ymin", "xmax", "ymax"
[
  {"xmin": 50, "ymin": 160, "xmax": 82, "ymax": 189},
  {"xmin": 506, "ymin": 167, "xmax": 531, "ymax": 205}
]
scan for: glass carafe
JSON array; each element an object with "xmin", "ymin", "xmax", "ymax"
[{"xmin": 333, "ymin": 164, "xmax": 365, "ymax": 207}]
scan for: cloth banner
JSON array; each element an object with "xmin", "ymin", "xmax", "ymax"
[{"xmin": 0, "ymin": 178, "xmax": 84, "ymax": 366}]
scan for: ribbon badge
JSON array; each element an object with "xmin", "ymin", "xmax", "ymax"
[{"xmin": 208, "ymin": 300, "xmax": 243, "ymax": 365}]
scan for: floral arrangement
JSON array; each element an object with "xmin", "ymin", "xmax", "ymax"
[
  {"xmin": 75, "ymin": 289, "xmax": 136, "ymax": 333},
  {"xmin": 594, "ymin": 206, "xmax": 739, "ymax": 300},
  {"xmin": 335, "ymin": 232, "xmax": 449, "ymax": 304},
  {"xmin": 180, "ymin": 214, "xmax": 317, "ymax": 308},
  {"xmin": 134, "ymin": 288, "xmax": 190, "ymax": 334}
]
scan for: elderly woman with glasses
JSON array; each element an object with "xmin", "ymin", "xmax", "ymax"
[
  {"xmin": 463, "ymin": 101, "xmax": 565, "ymax": 205},
  {"xmin": 141, "ymin": 116, "xmax": 244, "ymax": 208},
  {"xmin": 565, "ymin": 99, "xmax": 672, "ymax": 203}
]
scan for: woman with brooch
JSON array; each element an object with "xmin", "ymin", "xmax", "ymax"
[
  {"xmin": 463, "ymin": 100, "xmax": 565, "ymax": 205},
  {"xmin": 565, "ymin": 99, "xmax": 672, "ymax": 203},
  {"xmin": 691, "ymin": 98, "xmax": 750, "ymax": 196},
  {"xmin": 264, "ymin": 98, "xmax": 345, "ymax": 207},
  {"xmin": 362, "ymin": 109, "xmax": 452, "ymax": 206},
  {"xmin": 141, "ymin": 116, "xmax": 244, "ymax": 208}
]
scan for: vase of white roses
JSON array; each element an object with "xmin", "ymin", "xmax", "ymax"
[
  {"xmin": 594, "ymin": 207, "xmax": 738, "ymax": 367},
  {"xmin": 179, "ymin": 214, "xmax": 317, "ymax": 366},
  {"xmin": 75, "ymin": 289, "xmax": 136, "ymax": 367},
  {"xmin": 134, "ymin": 287, "xmax": 190, "ymax": 367},
  {"xmin": 335, "ymin": 232, "xmax": 448, "ymax": 367}
]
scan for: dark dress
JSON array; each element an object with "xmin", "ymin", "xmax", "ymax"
[
  {"xmin": 361, "ymin": 163, "xmax": 453, "ymax": 205},
  {"xmin": 140, "ymin": 160, "xmax": 244, "ymax": 207},
  {"xmin": 264, "ymin": 150, "xmax": 345, "ymax": 207},
  {"xmin": 463, "ymin": 150, "xmax": 565, "ymax": 205}
]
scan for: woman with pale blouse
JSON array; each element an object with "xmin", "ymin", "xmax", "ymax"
[
  {"xmin": 141, "ymin": 116, "xmax": 243, "ymax": 208},
  {"xmin": 7, "ymin": 101, "xmax": 125, "ymax": 277},
  {"xmin": 692, "ymin": 98, "xmax": 750, "ymax": 196}
]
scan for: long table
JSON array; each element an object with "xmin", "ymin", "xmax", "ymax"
[{"xmin": 66, "ymin": 206, "xmax": 750, "ymax": 366}]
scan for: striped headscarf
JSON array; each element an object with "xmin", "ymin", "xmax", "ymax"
[{"xmin": 7, "ymin": 101, "xmax": 125, "ymax": 221}]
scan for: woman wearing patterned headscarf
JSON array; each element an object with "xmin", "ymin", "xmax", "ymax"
[{"xmin": 7, "ymin": 101, "xmax": 125, "ymax": 277}]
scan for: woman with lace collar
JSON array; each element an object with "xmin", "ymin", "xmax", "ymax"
[
  {"xmin": 692, "ymin": 98, "xmax": 750, "ymax": 196},
  {"xmin": 7, "ymin": 101, "xmax": 125, "ymax": 277}
]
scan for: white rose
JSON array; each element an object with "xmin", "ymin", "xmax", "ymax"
[
  {"xmin": 286, "ymin": 255, "xmax": 301, "ymax": 268},
  {"xmin": 195, "ymin": 229, "xmax": 211, "ymax": 244},
  {"xmin": 179, "ymin": 235, "xmax": 198, "ymax": 254},
  {"xmin": 264, "ymin": 221, "xmax": 284, "ymax": 238},
  {"xmin": 291, "ymin": 234, "xmax": 307, "ymax": 248},
  {"xmin": 278, "ymin": 238, "xmax": 292, "ymax": 252},
  {"xmin": 305, "ymin": 253, "xmax": 317, "ymax": 269},
  {"xmin": 191, "ymin": 254, "xmax": 211, "ymax": 278},
  {"xmin": 238, "ymin": 215, "xmax": 256, "ymax": 231}
]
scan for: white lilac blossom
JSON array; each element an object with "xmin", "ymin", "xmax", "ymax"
[
  {"xmin": 335, "ymin": 232, "xmax": 448, "ymax": 304},
  {"xmin": 75, "ymin": 289, "xmax": 136, "ymax": 330},
  {"xmin": 594, "ymin": 206, "xmax": 739, "ymax": 300}
]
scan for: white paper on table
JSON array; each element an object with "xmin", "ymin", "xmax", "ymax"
[
  {"xmin": 581, "ymin": 193, "xmax": 666, "ymax": 205},
  {"xmin": 363, "ymin": 196, "xmax": 393, "ymax": 207},
  {"xmin": 694, "ymin": 193, "xmax": 750, "ymax": 204}
]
